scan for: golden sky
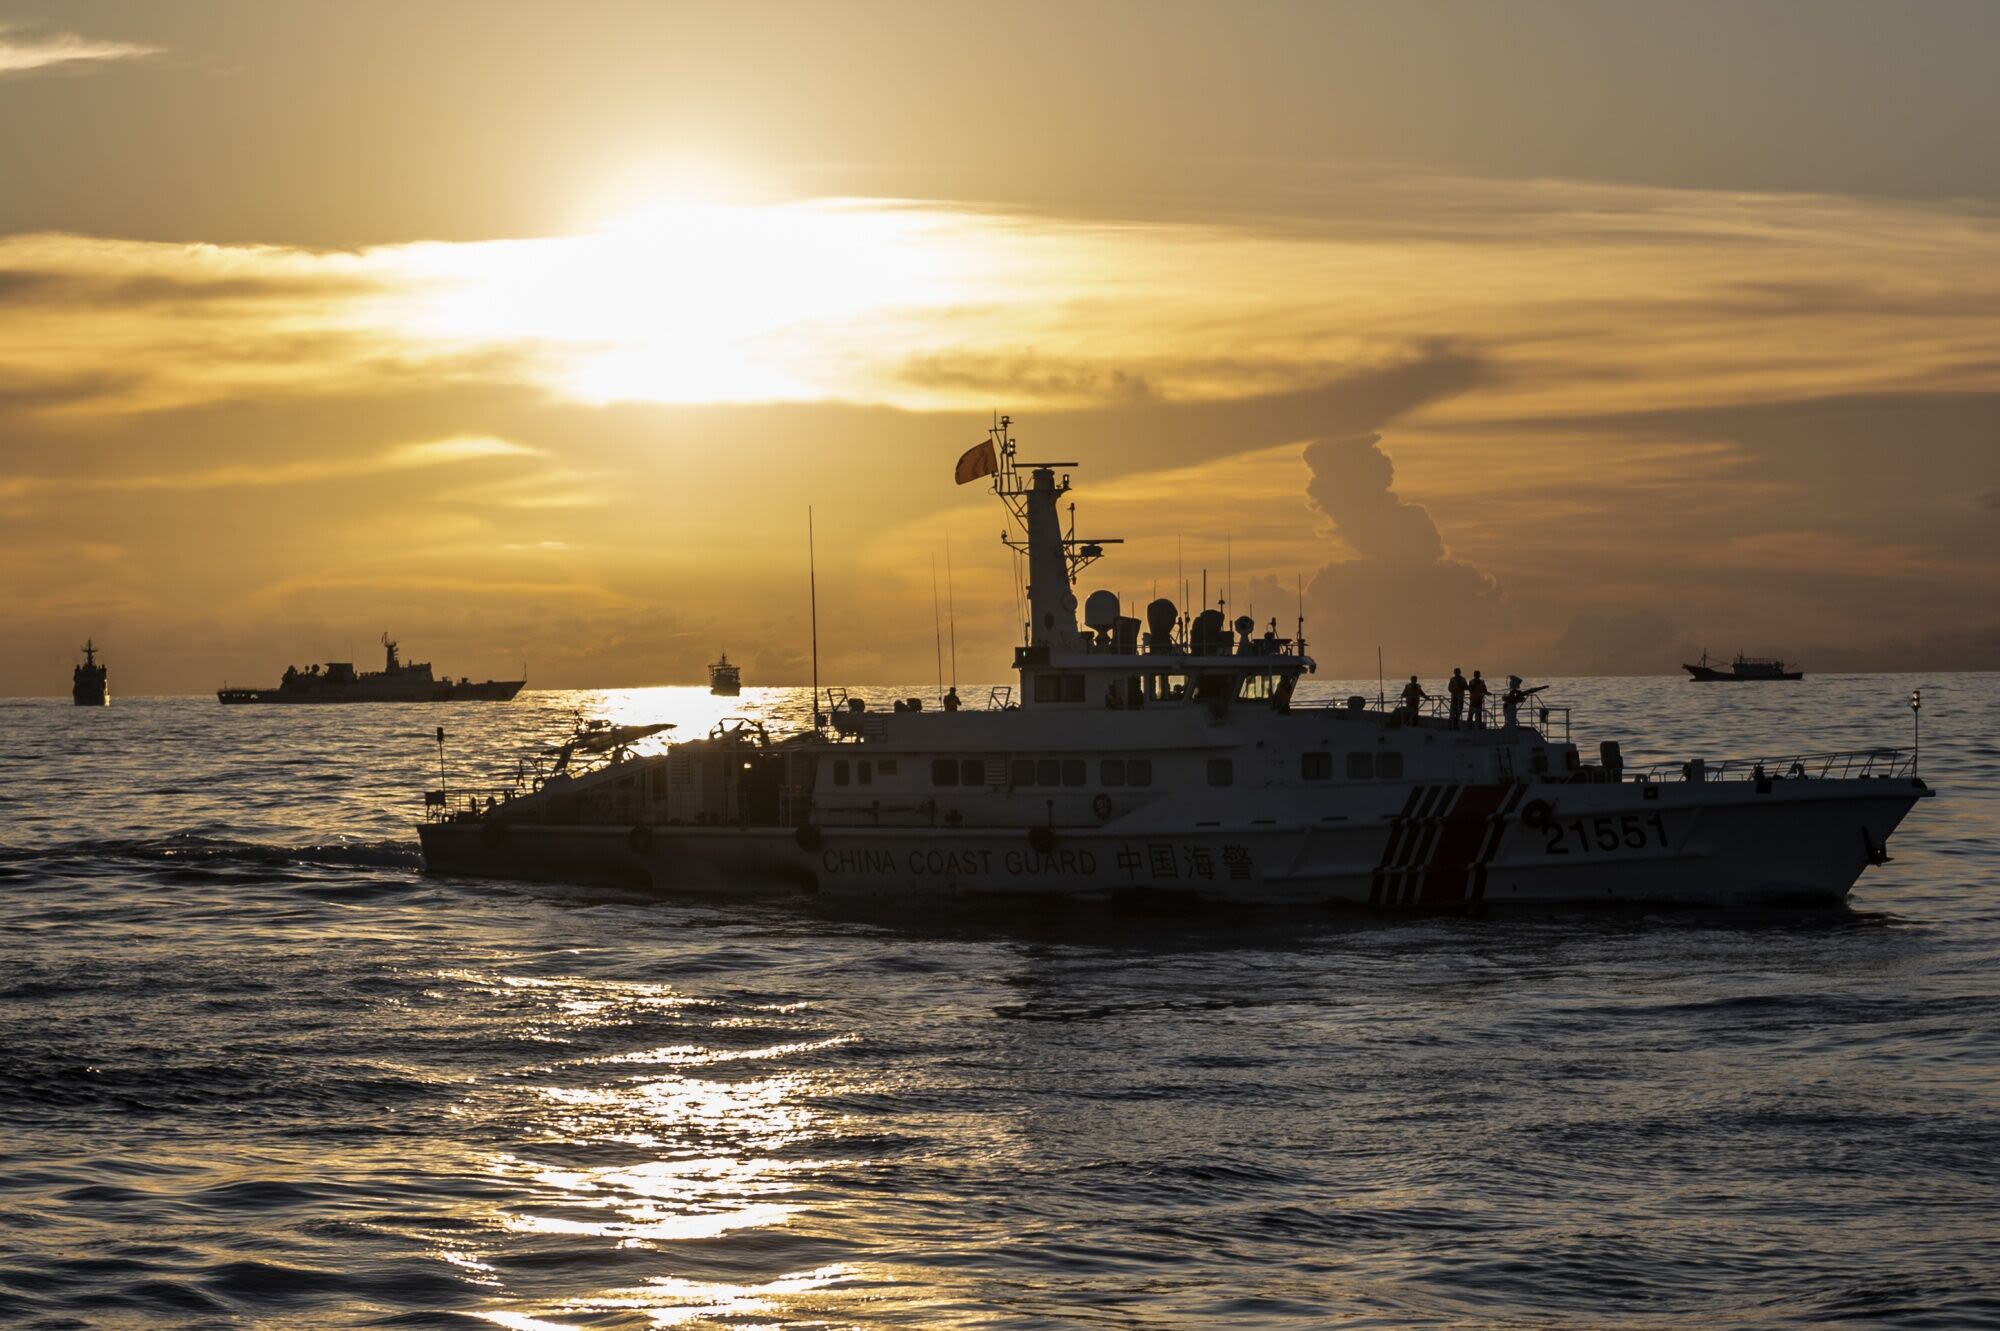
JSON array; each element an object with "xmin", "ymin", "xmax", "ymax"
[{"xmin": 4, "ymin": 1, "xmax": 2000, "ymax": 693}]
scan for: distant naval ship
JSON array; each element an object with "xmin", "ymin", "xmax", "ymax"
[
  {"xmin": 219, "ymin": 634, "xmax": 524, "ymax": 704},
  {"xmin": 73, "ymin": 640, "xmax": 108, "ymax": 706}
]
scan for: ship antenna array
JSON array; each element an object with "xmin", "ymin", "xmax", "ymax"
[{"xmin": 988, "ymin": 412, "xmax": 1119, "ymax": 587}]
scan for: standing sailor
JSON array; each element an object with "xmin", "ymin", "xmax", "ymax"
[
  {"xmin": 1447, "ymin": 667, "xmax": 1467, "ymax": 729},
  {"xmin": 1468, "ymin": 670, "xmax": 1489, "ymax": 729},
  {"xmin": 1400, "ymin": 675, "xmax": 1429, "ymax": 724}
]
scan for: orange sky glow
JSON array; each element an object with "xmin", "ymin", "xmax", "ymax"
[{"xmin": 4, "ymin": 2, "xmax": 1999, "ymax": 693}]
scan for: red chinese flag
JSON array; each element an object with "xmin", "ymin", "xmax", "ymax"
[{"xmin": 954, "ymin": 439, "xmax": 998, "ymax": 485}]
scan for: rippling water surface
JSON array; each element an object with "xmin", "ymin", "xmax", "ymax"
[{"xmin": 2, "ymin": 675, "xmax": 1996, "ymax": 1328}]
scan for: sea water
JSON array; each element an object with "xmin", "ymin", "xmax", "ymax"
[{"xmin": 1, "ymin": 674, "xmax": 1996, "ymax": 1327}]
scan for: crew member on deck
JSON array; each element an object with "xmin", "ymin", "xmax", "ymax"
[
  {"xmin": 1502, "ymin": 675, "xmax": 1526, "ymax": 730},
  {"xmin": 1468, "ymin": 670, "xmax": 1489, "ymax": 728},
  {"xmin": 1447, "ymin": 667, "xmax": 1467, "ymax": 729},
  {"xmin": 1400, "ymin": 675, "xmax": 1429, "ymax": 723},
  {"xmin": 943, "ymin": 687, "xmax": 961, "ymax": 712}
]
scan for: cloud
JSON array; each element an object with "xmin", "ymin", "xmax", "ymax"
[
  {"xmin": 0, "ymin": 434, "xmax": 538, "ymax": 499},
  {"xmin": 0, "ymin": 24, "xmax": 159, "ymax": 77},
  {"xmin": 1297, "ymin": 433, "xmax": 1502, "ymax": 672}
]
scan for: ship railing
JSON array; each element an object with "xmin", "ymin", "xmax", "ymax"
[
  {"xmin": 423, "ymin": 785, "xmax": 525, "ymax": 822},
  {"xmin": 1629, "ymin": 747, "xmax": 1915, "ymax": 785},
  {"xmin": 1292, "ymin": 691, "xmax": 1572, "ymax": 742}
]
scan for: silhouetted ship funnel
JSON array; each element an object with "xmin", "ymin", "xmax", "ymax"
[
  {"xmin": 73, "ymin": 640, "xmax": 109, "ymax": 706},
  {"xmin": 420, "ymin": 415, "xmax": 1928, "ymax": 911},
  {"xmin": 219, "ymin": 633, "xmax": 523, "ymax": 704}
]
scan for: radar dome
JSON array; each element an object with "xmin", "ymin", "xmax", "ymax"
[
  {"xmin": 1084, "ymin": 590, "xmax": 1121, "ymax": 632},
  {"xmin": 1146, "ymin": 598, "xmax": 1178, "ymax": 647}
]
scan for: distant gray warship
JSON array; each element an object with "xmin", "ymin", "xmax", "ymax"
[
  {"xmin": 219, "ymin": 634, "xmax": 524, "ymax": 704},
  {"xmin": 73, "ymin": 640, "xmax": 108, "ymax": 706}
]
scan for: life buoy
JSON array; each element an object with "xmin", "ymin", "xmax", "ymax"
[
  {"xmin": 1520, "ymin": 799, "xmax": 1554, "ymax": 830},
  {"xmin": 1028, "ymin": 825, "xmax": 1055, "ymax": 855},
  {"xmin": 1092, "ymin": 793, "xmax": 1114, "ymax": 820},
  {"xmin": 795, "ymin": 824, "xmax": 823, "ymax": 852},
  {"xmin": 628, "ymin": 824, "xmax": 655, "ymax": 854}
]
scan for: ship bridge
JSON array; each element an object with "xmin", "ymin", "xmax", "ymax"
[{"xmin": 982, "ymin": 416, "xmax": 1315, "ymax": 712}]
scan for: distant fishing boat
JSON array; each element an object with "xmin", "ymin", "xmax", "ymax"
[
  {"xmin": 708, "ymin": 653, "xmax": 742, "ymax": 696},
  {"xmin": 72, "ymin": 640, "xmax": 108, "ymax": 706},
  {"xmin": 1684, "ymin": 650, "xmax": 1804, "ymax": 682},
  {"xmin": 219, "ymin": 634, "xmax": 524, "ymax": 704}
]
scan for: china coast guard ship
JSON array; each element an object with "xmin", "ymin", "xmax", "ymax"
[{"xmin": 420, "ymin": 418, "xmax": 1931, "ymax": 909}]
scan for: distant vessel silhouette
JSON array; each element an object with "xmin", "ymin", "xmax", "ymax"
[
  {"xmin": 72, "ymin": 640, "xmax": 108, "ymax": 706},
  {"xmin": 709, "ymin": 653, "xmax": 742, "ymax": 696},
  {"xmin": 218, "ymin": 634, "xmax": 524, "ymax": 704},
  {"xmin": 1684, "ymin": 650, "xmax": 1804, "ymax": 682}
]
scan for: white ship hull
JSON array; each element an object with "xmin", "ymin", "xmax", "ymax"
[{"xmin": 420, "ymin": 776, "xmax": 1929, "ymax": 910}]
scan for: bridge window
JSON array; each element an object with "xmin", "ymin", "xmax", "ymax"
[
  {"xmin": 1061, "ymin": 759, "xmax": 1086, "ymax": 786},
  {"xmin": 1207, "ymin": 758, "xmax": 1233, "ymax": 786},
  {"xmin": 1037, "ymin": 758, "xmax": 1060, "ymax": 785},
  {"xmin": 857, "ymin": 760, "xmax": 872, "ymax": 785},
  {"xmin": 1378, "ymin": 752, "xmax": 1404, "ymax": 779},
  {"xmin": 961, "ymin": 758, "xmax": 984, "ymax": 786},
  {"xmin": 1301, "ymin": 752, "xmax": 1332, "ymax": 780},
  {"xmin": 833, "ymin": 759, "xmax": 850, "ymax": 787},
  {"xmin": 1347, "ymin": 752, "xmax": 1374, "ymax": 779},
  {"xmin": 1128, "ymin": 759, "xmax": 1153, "ymax": 787},
  {"xmin": 1033, "ymin": 673, "xmax": 1087, "ymax": 703},
  {"xmin": 1012, "ymin": 758, "xmax": 1035, "ymax": 787},
  {"xmin": 931, "ymin": 758, "xmax": 958, "ymax": 787}
]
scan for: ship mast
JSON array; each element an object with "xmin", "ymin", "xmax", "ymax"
[{"xmin": 990, "ymin": 415, "xmax": 1118, "ymax": 651}]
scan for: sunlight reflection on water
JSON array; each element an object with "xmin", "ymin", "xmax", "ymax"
[{"xmin": 2, "ymin": 676, "xmax": 1996, "ymax": 1327}]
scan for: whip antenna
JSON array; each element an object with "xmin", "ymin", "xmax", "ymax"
[
  {"xmin": 932, "ymin": 554, "xmax": 945, "ymax": 703},
  {"xmin": 809, "ymin": 507, "xmax": 822, "ymax": 729}
]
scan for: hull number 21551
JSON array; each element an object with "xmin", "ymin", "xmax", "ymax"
[{"xmin": 1542, "ymin": 812, "xmax": 1669, "ymax": 855}]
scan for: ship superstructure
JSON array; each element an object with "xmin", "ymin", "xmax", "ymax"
[
  {"xmin": 420, "ymin": 418, "xmax": 1929, "ymax": 909},
  {"xmin": 220, "ymin": 634, "xmax": 524, "ymax": 704},
  {"xmin": 709, "ymin": 653, "xmax": 742, "ymax": 696}
]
